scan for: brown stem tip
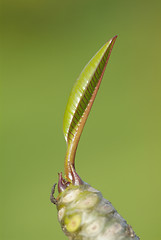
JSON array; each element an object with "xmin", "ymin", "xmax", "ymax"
[
  {"xmin": 70, "ymin": 165, "xmax": 83, "ymax": 186},
  {"xmin": 58, "ymin": 172, "xmax": 71, "ymax": 193}
]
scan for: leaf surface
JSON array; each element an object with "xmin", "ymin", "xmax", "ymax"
[{"xmin": 63, "ymin": 36, "xmax": 117, "ymax": 181}]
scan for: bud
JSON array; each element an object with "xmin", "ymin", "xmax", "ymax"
[{"xmin": 51, "ymin": 182, "xmax": 139, "ymax": 240}]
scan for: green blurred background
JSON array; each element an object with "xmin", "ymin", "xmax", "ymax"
[{"xmin": 1, "ymin": 0, "xmax": 161, "ymax": 239}]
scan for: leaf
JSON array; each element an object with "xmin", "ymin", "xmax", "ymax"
[{"xmin": 63, "ymin": 36, "xmax": 117, "ymax": 181}]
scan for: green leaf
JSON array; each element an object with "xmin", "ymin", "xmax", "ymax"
[{"xmin": 63, "ymin": 36, "xmax": 117, "ymax": 181}]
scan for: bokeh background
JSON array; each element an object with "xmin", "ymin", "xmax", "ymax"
[{"xmin": 1, "ymin": 0, "xmax": 161, "ymax": 239}]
